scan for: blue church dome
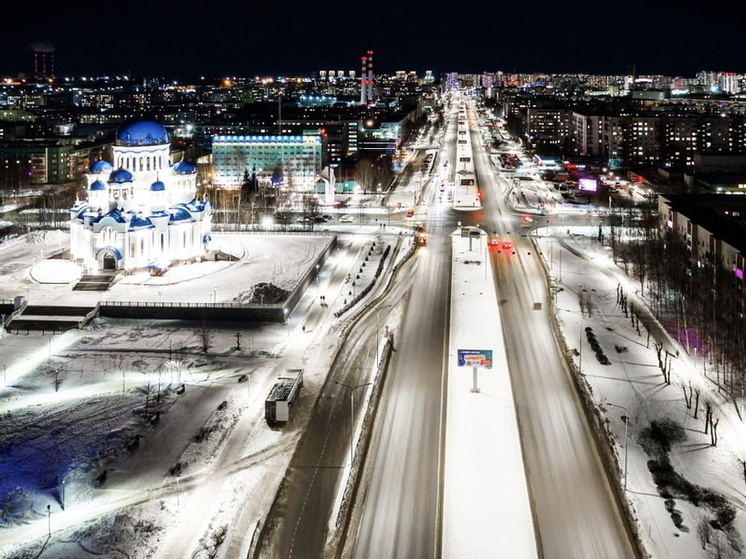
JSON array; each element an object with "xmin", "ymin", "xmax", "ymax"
[
  {"xmin": 116, "ymin": 120, "xmax": 169, "ymax": 146},
  {"xmin": 129, "ymin": 214, "xmax": 154, "ymax": 230},
  {"xmin": 90, "ymin": 160, "xmax": 113, "ymax": 173},
  {"xmin": 150, "ymin": 180, "xmax": 166, "ymax": 191},
  {"xmin": 169, "ymin": 206, "xmax": 193, "ymax": 222},
  {"xmin": 173, "ymin": 160, "xmax": 196, "ymax": 174},
  {"xmin": 93, "ymin": 208, "xmax": 126, "ymax": 224},
  {"xmin": 109, "ymin": 168, "xmax": 133, "ymax": 183},
  {"xmin": 186, "ymin": 198, "xmax": 209, "ymax": 212},
  {"xmin": 90, "ymin": 180, "xmax": 107, "ymax": 191}
]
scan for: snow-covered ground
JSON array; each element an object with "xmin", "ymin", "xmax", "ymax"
[
  {"xmin": 443, "ymin": 231, "xmax": 537, "ymax": 558},
  {"xmin": 2, "ymin": 173, "xmax": 744, "ymax": 559},
  {"xmin": 0, "ymin": 226, "xmax": 412, "ymax": 559},
  {"xmin": 540, "ymin": 226, "xmax": 746, "ymax": 559}
]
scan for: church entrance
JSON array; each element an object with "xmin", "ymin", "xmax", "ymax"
[{"xmin": 102, "ymin": 253, "xmax": 116, "ymax": 270}]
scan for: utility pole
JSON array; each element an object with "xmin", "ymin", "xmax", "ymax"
[{"xmin": 335, "ymin": 381, "xmax": 372, "ymax": 467}]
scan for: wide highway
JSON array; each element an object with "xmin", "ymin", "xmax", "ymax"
[{"xmin": 465, "ymin": 96, "xmax": 638, "ymax": 558}]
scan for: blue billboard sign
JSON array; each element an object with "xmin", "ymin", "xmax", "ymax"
[{"xmin": 457, "ymin": 349, "xmax": 493, "ymax": 369}]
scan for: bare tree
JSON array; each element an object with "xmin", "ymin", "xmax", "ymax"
[
  {"xmin": 711, "ymin": 417, "xmax": 719, "ymax": 446},
  {"xmin": 198, "ymin": 315, "xmax": 213, "ymax": 353},
  {"xmin": 682, "ymin": 382, "xmax": 692, "ymax": 409}
]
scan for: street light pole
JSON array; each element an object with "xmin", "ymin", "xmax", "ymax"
[
  {"xmin": 579, "ymin": 319, "xmax": 583, "ymax": 374},
  {"xmin": 375, "ymin": 304, "xmax": 393, "ymax": 363},
  {"xmin": 622, "ymin": 413, "xmax": 628, "ymax": 491},
  {"xmin": 335, "ymin": 381, "xmax": 371, "ymax": 467}
]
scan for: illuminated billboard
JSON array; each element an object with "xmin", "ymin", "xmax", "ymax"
[
  {"xmin": 457, "ymin": 349, "xmax": 493, "ymax": 368},
  {"xmin": 578, "ymin": 177, "xmax": 598, "ymax": 193}
]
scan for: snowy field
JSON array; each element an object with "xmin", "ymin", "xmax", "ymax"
[
  {"xmin": 538, "ymin": 226, "xmax": 746, "ymax": 559},
  {"xmin": 0, "ymin": 228, "xmax": 403, "ymax": 559}
]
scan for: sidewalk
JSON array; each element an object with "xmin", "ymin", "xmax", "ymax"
[{"xmin": 442, "ymin": 229, "xmax": 538, "ymax": 558}]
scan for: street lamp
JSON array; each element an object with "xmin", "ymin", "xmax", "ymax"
[
  {"xmin": 175, "ymin": 474, "xmax": 180, "ymax": 506},
  {"xmin": 335, "ymin": 381, "xmax": 372, "ymax": 467},
  {"xmin": 375, "ymin": 304, "xmax": 394, "ymax": 363},
  {"xmin": 607, "ymin": 402, "xmax": 629, "ymax": 492}
]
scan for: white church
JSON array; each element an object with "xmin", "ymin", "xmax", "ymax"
[{"xmin": 69, "ymin": 119, "xmax": 212, "ymax": 273}]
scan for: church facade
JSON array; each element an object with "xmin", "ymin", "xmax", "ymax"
[{"xmin": 69, "ymin": 120, "xmax": 212, "ymax": 273}]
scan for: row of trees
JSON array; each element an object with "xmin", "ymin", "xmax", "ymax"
[{"xmin": 600, "ymin": 200, "xmax": 746, "ymax": 399}]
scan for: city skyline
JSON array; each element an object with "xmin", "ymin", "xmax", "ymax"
[{"xmin": 2, "ymin": 1, "xmax": 746, "ymax": 80}]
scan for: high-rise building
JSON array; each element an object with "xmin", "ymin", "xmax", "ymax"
[
  {"xmin": 30, "ymin": 41, "xmax": 55, "ymax": 81},
  {"xmin": 211, "ymin": 134, "xmax": 323, "ymax": 191}
]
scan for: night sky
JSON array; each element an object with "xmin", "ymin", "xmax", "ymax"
[{"xmin": 1, "ymin": 1, "xmax": 744, "ymax": 80}]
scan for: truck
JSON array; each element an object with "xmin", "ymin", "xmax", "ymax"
[{"xmin": 265, "ymin": 369, "xmax": 304, "ymax": 424}]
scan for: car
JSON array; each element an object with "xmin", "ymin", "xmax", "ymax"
[
  {"xmin": 501, "ymin": 241, "xmax": 514, "ymax": 251},
  {"xmin": 340, "ymin": 214, "xmax": 354, "ymax": 223},
  {"xmin": 488, "ymin": 237, "xmax": 500, "ymax": 247}
]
